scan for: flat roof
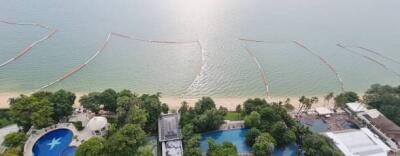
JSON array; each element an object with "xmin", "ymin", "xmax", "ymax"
[
  {"xmin": 315, "ymin": 107, "xmax": 333, "ymax": 115},
  {"xmin": 158, "ymin": 113, "xmax": 181, "ymax": 142},
  {"xmin": 162, "ymin": 140, "xmax": 183, "ymax": 156},
  {"xmin": 346, "ymin": 102, "xmax": 367, "ymax": 113},
  {"xmin": 325, "ymin": 128, "xmax": 390, "ymax": 156}
]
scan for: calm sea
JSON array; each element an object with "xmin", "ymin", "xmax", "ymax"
[{"xmin": 1, "ymin": 0, "xmax": 399, "ymax": 98}]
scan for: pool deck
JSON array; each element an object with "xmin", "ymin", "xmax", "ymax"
[
  {"xmin": 23, "ymin": 122, "xmax": 95, "ymax": 156},
  {"xmin": 219, "ymin": 120, "xmax": 245, "ymax": 130}
]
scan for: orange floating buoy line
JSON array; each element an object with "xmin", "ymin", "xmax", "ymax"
[
  {"xmin": 292, "ymin": 41, "xmax": 345, "ymax": 92},
  {"xmin": 36, "ymin": 32, "xmax": 203, "ymax": 91},
  {"xmin": 244, "ymin": 47, "xmax": 270, "ymax": 98},
  {"xmin": 352, "ymin": 46, "xmax": 400, "ymax": 66},
  {"xmin": 239, "ymin": 38, "xmax": 346, "ymax": 95},
  {"xmin": 0, "ymin": 20, "xmax": 57, "ymax": 68},
  {"xmin": 337, "ymin": 44, "xmax": 400, "ymax": 78}
]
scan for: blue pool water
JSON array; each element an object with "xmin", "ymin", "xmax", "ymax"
[
  {"xmin": 200, "ymin": 128, "xmax": 298, "ymax": 155},
  {"xmin": 200, "ymin": 128, "xmax": 251, "ymax": 153},
  {"xmin": 32, "ymin": 128, "xmax": 75, "ymax": 156},
  {"xmin": 304, "ymin": 119, "xmax": 329, "ymax": 133},
  {"xmin": 273, "ymin": 144, "xmax": 298, "ymax": 156}
]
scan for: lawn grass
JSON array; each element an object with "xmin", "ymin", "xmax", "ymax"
[{"xmin": 224, "ymin": 112, "xmax": 243, "ymax": 121}]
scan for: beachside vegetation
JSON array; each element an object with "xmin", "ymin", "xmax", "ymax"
[
  {"xmin": 9, "ymin": 89, "xmax": 75, "ymax": 131},
  {"xmin": 364, "ymin": 84, "xmax": 400, "ymax": 126},
  {"xmin": 179, "ymin": 97, "xmax": 228, "ymax": 156},
  {"xmin": 334, "ymin": 91, "xmax": 359, "ymax": 109},
  {"xmin": 0, "ymin": 109, "xmax": 13, "ymax": 128},
  {"xmin": 252, "ymin": 133, "xmax": 276, "ymax": 156}
]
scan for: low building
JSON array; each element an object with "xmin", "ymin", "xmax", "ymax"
[
  {"xmin": 86, "ymin": 116, "xmax": 109, "ymax": 136},
  {"xmin": 325, "ymin": 128, "xmax": 391, "ymax": 156},
  {"xmin": 346, "ymin": 102, "xmax": 367, "ymax": 113},
  {"xmin": 158, "ymin": 113, "xmax": 183, "ymax": 156},
  {"xmin": 358, "ymin": 109, "xmax": 400, "ymax": 150}
]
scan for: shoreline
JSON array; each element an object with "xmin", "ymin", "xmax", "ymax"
[{"xmin": 0, "ymin": 92, "xmax": 335, "ymax": 111}]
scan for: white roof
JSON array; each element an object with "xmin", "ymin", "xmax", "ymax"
[
  {"xmin": 315, "ymin": 107, "xmax": 333, "ymax": 115},
  {"xmin": 0, "ymin": 124, "xmax": 19, "ymax": 144},
  {"xmin": 365, "ymin": 109, "xmax": 382, "ymax": 119},
  {"xmin": 87, "ymin": 116, "xmax": 108, "ymax": 131},
  {"xmin": 162, "ymin": 140, "xmax": 183, "ymax": 156},
  {"xmin": 325, "ymin": 128, "xmax": 390, "ymax": 156},
  {"xmin": 346, "ymin": 102, "xmax": 367, "ymax": 113}
]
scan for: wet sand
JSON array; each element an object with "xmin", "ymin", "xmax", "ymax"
[{"xmin": 0, "ymin": 92, "xmax": 334, "ymax": 111}]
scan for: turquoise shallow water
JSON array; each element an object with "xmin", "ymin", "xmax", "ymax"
[{"xmin": 1, "ymin": 0, "xmax": 400, "ymax": 97}]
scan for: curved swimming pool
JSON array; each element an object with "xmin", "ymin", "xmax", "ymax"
[{"xmin": 32, "ymin": 128, "xmax": 76, "ymax": 156}]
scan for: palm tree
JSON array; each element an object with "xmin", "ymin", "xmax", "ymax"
[{"xmin": 324, "ymin": 92, "xmax": 334, "ymax": 106}]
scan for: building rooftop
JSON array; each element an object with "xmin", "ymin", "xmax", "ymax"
[
  {"xmin": 158, "ymin": 113, "xmax": 182, "ymax": 142},
  {"xmin": 346, "ymin": 102, "xmax": 367, "ymax": 113},
  {"xmin": 325, "ymin": 128, "xmax": 391, "ymax": 156},
  {"xmin": 162, "ymin": 140, "xmax": 183, "ymax": 156}
]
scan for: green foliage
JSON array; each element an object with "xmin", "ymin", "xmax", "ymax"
[
  {"xmin": 105, "ymin": 124, "xmax": 146, "ymax": 156},
  {"xmin": 194, "ymin": 97, "xmax": 216, "ymax": 114},
  {"xmin": 302, "ymin": 134, "xmax": 343, "ymax": 156},
  {"xmin": 244, "ymin": 111, "xmax": 261, "ymax": 128},
  {"xmin": 0, "ymin": 147, "xmax": 22, "ymax": 156},
  {"xmin": 79, "ymin": 89, "xmax": 118, "ymax": 113},
  {"xmin": 137, "ymin": 145, "xmax": 153, "ymax": 156},
  {"xmin": 139, "ymin": 94, "xmax": 163, "ymax": 132},
  {"xmin": 252, "ymin": 133, "xmax": 276, "ymax": 156},
  {"xmin": 2, "ymin": 132, "xmax": 26, "ymax": 148},
  {"xmin": 334, "ymin": 91, "xmax": 359, "ymax": 108},
  {"xmin": 242, "ymin": 98, "xmax": 268, "ymax": 115},
  {"xmin": 364, "ymin": 84, "xmax": 400, "ymax": 125},
  {"xmin": 193, "ymin": 109, "xmax": 225, "ymax": 132},
  {"xmin": 125, "ymin": 106, "xmax": 148, "ymax": 128},
  {"xmin": 0, "ymin": 109, "xmax": 13, "ymax": 128},
  {"xmin": 271, "ymin": 122, "xmax": 296, "ymax": 146},
  {"xmin": 49, "ymin": 89, "xmax": 76, "ymax": 121},
  {"xmin": 9, "ymin": 90, "xmax": 76, "ymax": 131},
  {"xmin": 206, "ymin": 139, "xmax": 238, "ymax": 156},
  {"xmin": 245, "ymin": 128, "xmax": 261, "ymax": 146},
  {"xmin": 161, "ymin": 103, "xmax": 169, "ymax": 114},
  {"xmin": 73, "ymin": 121, "xmax": 84, "ymax": 131},
  {"xmin": 183, "ymin": 135, "xmax": 201, "ymax": 156},
  {"xmin": 75, "ymin": 137, "xmax": 106, "ymax": 156}
]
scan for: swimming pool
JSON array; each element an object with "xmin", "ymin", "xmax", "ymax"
[
  {"xmin": 303, "ymin": 119, "xmax": 329, "ymax": 132},
  {"xmin": 200, "ymin": 128, "xmax": 298, "ymax": 155},
  {"xmin": 200, "ymin": 128, "xmax": 251, "ymax": 153},
  {"xmin": 32, "ymin": 128, "xmax": 75, "ymax": 156}
]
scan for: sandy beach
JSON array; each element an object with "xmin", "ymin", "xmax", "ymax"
[{"xmin": 0, "ymin": 92, "xmax": 334, "ymax": 111}]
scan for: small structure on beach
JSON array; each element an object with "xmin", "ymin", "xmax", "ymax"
[
  {"xmin": 325, "ymin": 128, "xmax": 391, "ymax": 156},
  {"xmin": 315, "ymin": 107, "xmax": 333, "ymax": 117},
  {"xmin": 346, "ymin": 102, "xmax": 367, "ymax": 113},
  {"xmin": 158, "ymin": 113, "xmax": 183, "ymax": 156},
  {"xmin": 87, "ymin": 116, "xmax": 108, "ymax": 136}
]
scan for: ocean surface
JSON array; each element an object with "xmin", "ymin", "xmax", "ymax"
[{"xmin": 1, "ymin": 0, "xmax": 400, "ymax": 98}]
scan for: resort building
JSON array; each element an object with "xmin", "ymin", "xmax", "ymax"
[
  {"xmin": 158, "ymin": 113, "xmax": 183, "ymax": 156},
  {"xmin": 343, "ymin": 102, "xmax": 400, "ymax": 153},
  {"xmin": 0, "ymin": 124, "xmax": 19, "ymax": 153},
  {"xmin": 325, "ymin": 128, "xmax": 391, "ymax": 156},
  {"xmin": 357, "ymin": 109, "xmax": 400, "ymax": 151},
  {"xmin": 346, "ymin": 102, "xmax": 367, "ymax": 113}
]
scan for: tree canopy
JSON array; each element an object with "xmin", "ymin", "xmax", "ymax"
[
  {"xmin": 75, "ymin": 137, "xmax": 106, "ymax": 156},
  {"xmin": 206, "ymin": 139, "xmax": 238, "ymax": 156}
]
